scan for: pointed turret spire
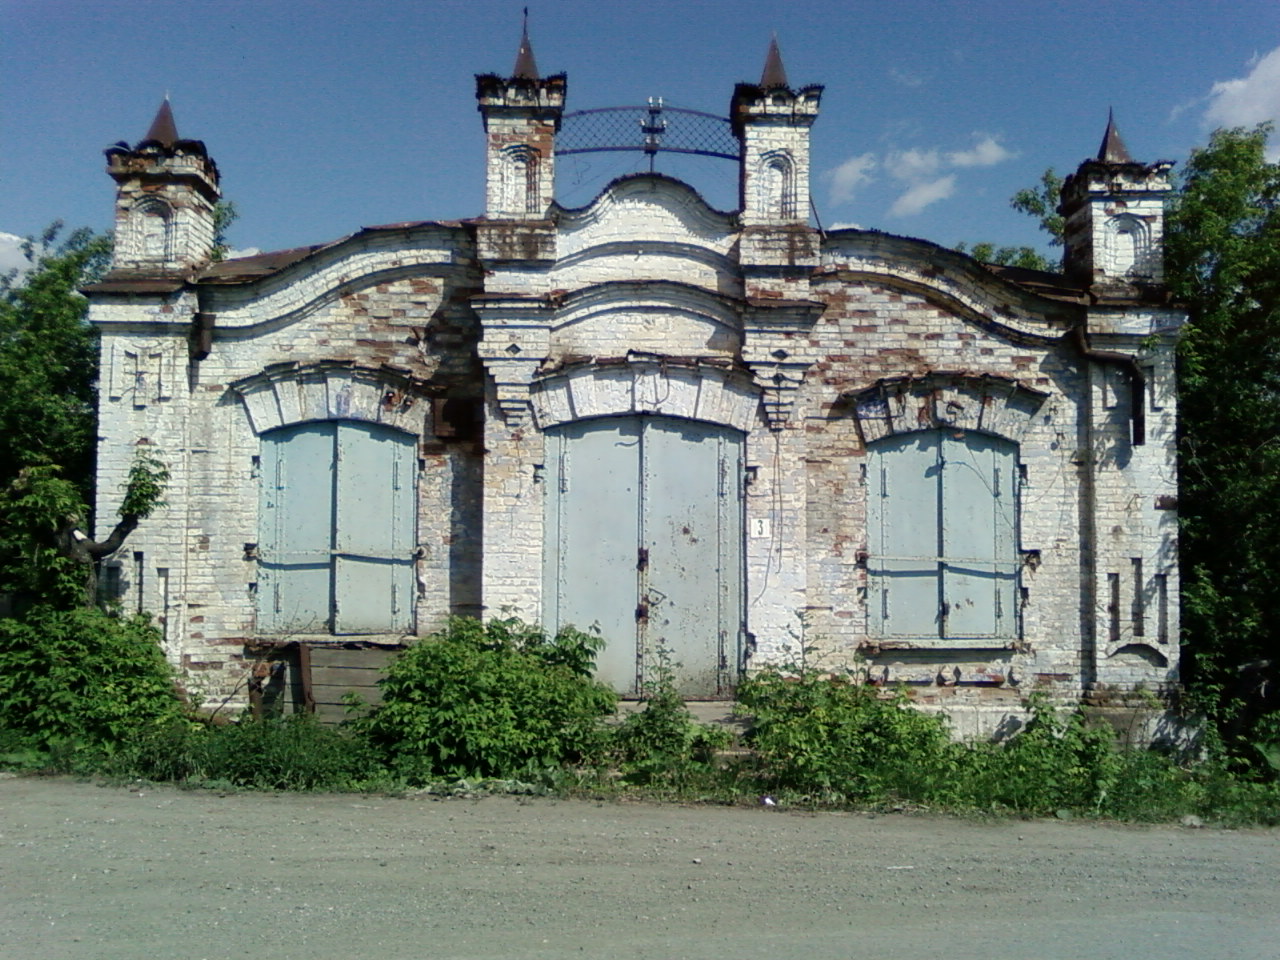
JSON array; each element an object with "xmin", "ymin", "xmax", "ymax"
[
  {"xmin": 142, "ymin": 96, "xmax": 179, "ymax": 148},
  {"xmin": 512, "ymin": 9, "xmax": 539, "ymax": 80},
  {"xmin": 760, "ymin": 34, "xmax": 789, "ymax": 88},
  {"xmin": 1097, "ymin": 108, "xmax": 1133, "ymax": 163}
]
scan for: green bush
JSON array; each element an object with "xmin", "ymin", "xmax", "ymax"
[
  {"xmin": 950, "ymin": 695, "xmax": 1124, "ymax": 815},
  {"xmin": 0, "ymin": 606, "xmax": 184, "ymax": 754},
  {"xmin": 117, "ymin": 715, "xmax": 380, "ymax": 791},
  {"xmin": 737, "ymin": 670, "xmax": 956, "ymax": 802},
  {"xmin": 611, "ymin": 658, "xmax": 731, "ymax": 788},
  {"xmin": 354, "ymin": 617, "xmax": 617, "ymax": 781}
]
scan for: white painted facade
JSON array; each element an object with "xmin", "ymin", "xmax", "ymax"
[{"xmin": 86, "ymin": 49, "xmax": 1184, "ymax": 733}]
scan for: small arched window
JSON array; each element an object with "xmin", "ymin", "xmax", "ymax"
[
  {"xmin": 134, "ymin": 199, "xmax": 172, "ymax": 261},
  {"xmin": 499, "ymin": 144, "xmax": 540, "ymax": 216},
  {"xmin": 1106, "ymin": 214, "xmax": 1153, "ymax": 278},
  {"xmin": 759, "ymin": 151, "xmax": 796, "ymax": 220}
]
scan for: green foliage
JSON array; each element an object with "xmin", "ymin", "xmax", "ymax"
[
  {"xmin": 737, "ymin": 670, "xmax": 955, "ymax": 802},
  {"xmin": 355, "ymin": 617, "xmax": 617, "ymax": 781},
  {"xmin": 610, "ymin": 651, "xmax": 731, "ymax": 788},
  {"xmin": 0, "ymin": 223, "xmax": 111, "ymax": 498},
  {"xmin": 1166, "ymin": 125, "xmax": 1280, "ymax": 742},
  {"xmin": 117, "ymin": 715, "xmax": 380, "ymax": 791},
  {"xmin": 955, "ymin": 241, "xmax": 1053, "ymax": 271},
  {"xmin": 1010, "ymin": 168, "xmax": 1065, "ymax": 245},
  {"xmin": 958, "ymin": 169, "xmax": 1063, "ymax": 272},
  {"xmin": 953, "ymin": 695, "xmax": 1123, "ymax": 814},
  {"xmin": 0, "ymin": 466, "xmax": 88, "ymax": 605},
  {"xmin": 119, "ymin": 452, "xmax": 170, "ymax": 520},
  {"xmin": 0, "ymin": 450, "xmax": 170, "ymax": 609},
  {"xmin": 0, "ymin": 606, "xmax": 183, "ymax": 753},
  {"xmin": 210, "ymin": 200, "xmax": 238, "ymax": 262}
]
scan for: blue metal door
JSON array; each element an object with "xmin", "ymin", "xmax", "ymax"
[
  {"xmin": 544, "ymin": 415, "xmax": 743, "ymax": 696},
  {"xmin": 259, "ymin": 421, "xmax": 416, "ymax": 635}
]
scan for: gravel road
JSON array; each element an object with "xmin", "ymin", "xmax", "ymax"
[{"xmin": 2, "ymin": 776, "xmax": 1277, "ymax": 960}]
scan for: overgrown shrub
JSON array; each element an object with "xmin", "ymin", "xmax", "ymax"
[
  {"xmin": 0, "ymin": 606, "xmax": 184, "ymax": 754},
  {"xmin": 611, "ymin": 657, "xmax": 731, "ymax": 788},
  {"xmin": 117, "ymin": 715, "xmax": 380, "ymax": 791},
  {"xmin": 354, "ymin": 617, "xmax": 617, "ymax": 781},
  {"xmin": 950, "ymin": 696, "xmax": 1124, "ymax": 814},
  {"xmin": 737, "ymin": 670, "xmax": 956, "ymax": 802}
]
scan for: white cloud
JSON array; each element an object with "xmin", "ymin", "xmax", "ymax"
[
  {"xmin": 826, "ymin": 153, "xmax": 878, "ymax": 205},
  {"xmin": 827, "ymin": 221, "xmax": 863, "ymax": 231},
  {"xmin": 824, "ymin": 133, "xmax": 1013, "ymax": 218},
  {"xmin": 887, "ymin": 147, "xmax": 942, "ymax": 182},
  {"xmin": 889, "ymin": 175, "xmax": 956, "ymax": 216},
  {"xmin": 946, "ymin": 136, "xmax": 1014, "ymax": 168},
  {"xmin": 1203, "ymin": 45, "xmax": 1280, "ymax": 157},
  {"xmin": 0, "ymin": 232, "xmax": 32, "ymax": 279}
]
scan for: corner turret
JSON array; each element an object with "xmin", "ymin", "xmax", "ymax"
[
  {"xmin": 1060, "ymin": 112, "xmax": 1172, "ymax": 291},
  {"xmin": 475, "ymin": 18, "xmax": 565, "ymax": 219},
  {"xmin": 731, "ymin": 37, "xmax": 823, "ymax": 226},
  {"xmin": 104, "ymin": 98, "xmax": 221, "ymax": 275}
]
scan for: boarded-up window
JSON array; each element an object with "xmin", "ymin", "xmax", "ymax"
[
  {"xmin": 258, "ymin": 421, "xmax": 416, "ymax": 635},
  {"xmin": 867, "ymin": 429, "xmax": 1018, "ymax": 642}
]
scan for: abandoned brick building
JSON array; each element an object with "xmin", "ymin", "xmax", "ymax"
[{"xmin": 85, "ymin": 35, "xmax": 1184, "ymax": 732}]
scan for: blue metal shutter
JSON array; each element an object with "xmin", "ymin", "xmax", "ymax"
[
  {"xmin": 868, "ymin": 429, "xmax": 1018, "ymax": 641},
  {"xmin": 333, "ymin": 422, "xmax": 417, "ymax": 634},
  {"xmin": 258, "ymin": 423, "xmax": 335, "ymax": 633},
  {"xmin": 940, "ymin": 432, "xmax": 1017, "ymax": 639},
  {"xmin": 936, "ymin": 435, "xmax": 1013, "ymax": 640},
  {"xmin": 868, "ymin": 432, "xmax": 943, "ymax": 638}
]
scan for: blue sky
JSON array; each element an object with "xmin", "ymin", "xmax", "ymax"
[{"xmin": 3, "ymin": 0, "xmax": 1278, "ymax": 265}]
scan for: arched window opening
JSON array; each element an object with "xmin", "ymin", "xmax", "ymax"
[
  {"xmin": 135, "ymin": 199, "xmax": 172, "ymax": 261},
  {"xmin": 499, "ymin": 144, "xmax": 540, "ymax": 216},
  {"xmin": 866, "ymin": 428, "xmax": 1020, "ymax": 642},
  {"xmin": 1107, "ymin": 214, "xmax": 1153, "ymax": 278},
  {"xmin": 257, "ymin": 420, "xmax": 417, "ymax": 635},
  {"xmin": 759, "ymin": 151, "xmax": 796, "ymax": 220}
]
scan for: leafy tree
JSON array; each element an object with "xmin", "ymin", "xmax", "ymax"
[
  {"xmin": 0, "ymin": 224, "xmax": 111, "ymax": 497},
  {"xmin": 958, "ymin": 169, "xmax": 1064, "ymax": 271},
  {"xmin": 1010, "ymin": 168, "xmax": 1065, "ymax": 246},
  {"xmin": 211, "ymin": 200, "xmax": 238, "ymax": 261},
  {"xmin": 955, "ymin": 241, "xmax": 1053, "ymax": 271},
  {"xmin": 1165, "ymin": 124, "xmax": 1280, "ymax": 738},
  {"xmin": 0, "ymin": 223, "xmax": 169, "ymax": 610}
]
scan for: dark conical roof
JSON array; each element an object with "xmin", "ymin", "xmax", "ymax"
[
  {"xmin": 1097, "ymin": 109, "xmax": 1134, "ymax": 163},
  {"xmin": 142, "ymin": 97, "xmax": 178, "ymax": 147},
  {"xmin": 513, "ymin": 12, "xmax": 539, "ymax": 79},
  {"xmin": 760, "ymin": 35, "xmax": 789, "ymax": 88}
]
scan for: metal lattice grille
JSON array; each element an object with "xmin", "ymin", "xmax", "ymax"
[{"xmin": 557, "ymin": 103, "xmax": 739, "ymax": 161}]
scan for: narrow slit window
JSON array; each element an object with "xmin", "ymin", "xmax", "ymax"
[
  {"xmin": 133, "ymin": 551, "xmax": 145, "ymax": 615},
  {"xmin": 1108, "ymin": 572, "xmax": 1121, "ymax": 643},
  {"xmin": 1156, "ymin": 573, "xmax": 1169, "ymax": 644},
  {"xmin": 1131, "ymin": 557, "xmax": 1144, "ymax": 637}
]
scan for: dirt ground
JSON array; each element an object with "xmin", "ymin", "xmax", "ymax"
[{"xmin": 2, "ymin": 776, "xmax": 1277, "ymax": 960}]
